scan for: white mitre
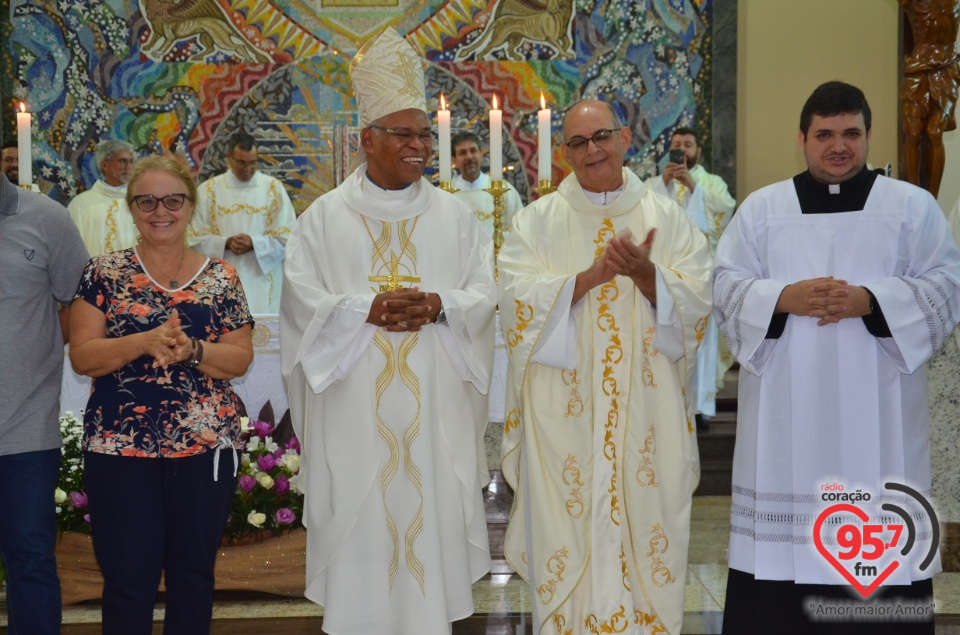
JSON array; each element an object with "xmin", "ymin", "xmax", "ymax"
[{"xmin": 348, "ymin": 27, "xmax": 427, "ymax": 173}]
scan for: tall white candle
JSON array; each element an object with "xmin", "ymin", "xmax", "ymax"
[
  {"xmin": 489, "ymin": 94, "xmax": 502, "ymax": 179},
  {"xmin": 537, "ymin": 93, "xmax": 551, "ymax": 183},
  {"xmin": 16, "ymin": 103, "xmax": 32, "ymax": 186},
  {"xmin": 438, "ymin": 94, "xmax": 451, "ymax": 183}
]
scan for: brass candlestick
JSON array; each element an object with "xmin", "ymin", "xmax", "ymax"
[
  {"xmin": 438, "ymin": 181, "xmax": 460, "ymax": 194},
  {"xmin": 533, "ymin": 179, "xmax": 556, "ymax": 196},
  {"xmin": 484, "ymin": 179, "xmax": 509, "ymax": 280}
]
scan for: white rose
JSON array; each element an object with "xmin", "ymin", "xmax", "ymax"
[
  {"xmin": 54, "ymin": 488, "xmax": 68, "ymax": 504},
  {"xmin": 247, "ymin": 511, "xmax": 266, "ymax": 528},
  {"xmin": 282, "ymin": 454, "xmax": 300, "ymax": 474},
  {"xmin": 257, "ymin": 473, "xmax": 275, "ymax": 490}
]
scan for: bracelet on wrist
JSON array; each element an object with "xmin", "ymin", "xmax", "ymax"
[{"xmin": 188, "ymin": 338, "xmax": 204, "ymax": 367}]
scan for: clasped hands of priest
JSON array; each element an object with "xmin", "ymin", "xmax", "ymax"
[
  {"xmin": 774, "ymin": 277, "xmax": 872, "ymax": 326},
  {"xmin": 368, "ymin": 288, "xmax": 442, "ymax": 332},
  {"xmin": 573, "ymin": 228, "xmax": 658, "ymax": 307}
]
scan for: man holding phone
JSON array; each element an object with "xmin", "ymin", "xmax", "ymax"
[{"xmin": 646, "ymin": 127, "xmax": 736, "ymax": 423}]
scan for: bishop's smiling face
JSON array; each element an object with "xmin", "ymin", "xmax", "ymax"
[{"xmin": 362, "ymin": 108, "xmax": 432, "ymax": 190}]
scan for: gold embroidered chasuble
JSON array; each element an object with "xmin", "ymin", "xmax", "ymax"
[
  {"xmin": 67, "ymin": 180, "xmax": 139, "ymax": 256},
  {"xmin": 498, "ymin": 170, "xmax": 713, "ymax": 635},
  {"xmin": 280, "ymin": 166, "xmax": 495, "ymax": 634},
  {"xmin": 188, "ymin": 171, "xmax": 296, "ymax": 314}
]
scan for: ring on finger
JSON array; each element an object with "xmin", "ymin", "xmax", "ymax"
[{"xmin": 398, "ymin": 320, "xmax": 408, "ymax": 328}]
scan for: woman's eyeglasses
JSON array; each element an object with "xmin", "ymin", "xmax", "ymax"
[{"xmin": 132, "ymin": 193, "xmax": 189, "ymax": 213}]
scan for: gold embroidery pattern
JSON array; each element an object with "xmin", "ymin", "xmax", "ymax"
[
  {"xmin": 620, "ymin": 544, "xmax": 631, "ymax": 591},
  {"xmin": 398, "ymin": 333, "xmax": 426, "ymax": 593},
  {"xmin": 397, "ymin": 218, "xmax": 419, "ymax": 267},
  {"xmin": 634, "ymin": 610, "xmax": 667, "ymax": 634},
  {"xmin": 593, "ymin": 218, "xmax": 616, "ymax": 259},
  {"xmin": 367, "ymin": 215, "xmax": 392, "ymax": 271},
  {"xmin": 522, "ymin": 551, "xmax": 528, "ymax": 565},
  {"xmin": 561, "ymin": 369, "xmax": 583, "ymax": 417},
  {"xmin": 250, "ymin": 324, "xmax": 272, "ymax": 347},
  {"xmin": 562, "ymin": 454, "xmax": 584, "ymax": 519},
  {"xmin": 506, "ymin": 299, "xmax": 533, "ymax": 354},
  {"xmin": 646, "ymin": 523, "xmax": 675, "ymax": 587},
  {"xmin": 373, "ymin": 332, "xmax": 401, "ymax": 589},
  {"xmin": 504, "ymin": 407, "xmax": 521, "ymax": 432},
  {"xmin": 596, "ymin": 243, "xmax": 622, "ymax": 527},
  {"xmin": 208, "ymin": 185, "xmax": 284, "ymax": 235},
  {"xmin": 694, "ymin": 316, "xmax": 708, "ymax": 346},
  {"xmin": 585, "ymin": 606, "xmax": 629, "ymax": 633},
  {"xmin": 104, "ymin": 201, "xmax": 119, "ymax": 253},
  {"xmin": 642, "ymin": 326, "xmax": 658, "ymax": 388},
  {"xmin": 535, "ymin": 547, "xmax": 569, "ymax": 604},
  {"xmin": 636, "ymin": 424, "xmax": 658, "ymax": 487},
  {"xmin": 553, "ymin": 614, "xmax": 573, "ymax": 635},
  {"xmin": 474, "ymin": 209, "xmax": 492, "ymax": 222}
]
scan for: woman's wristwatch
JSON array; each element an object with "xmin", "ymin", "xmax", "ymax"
[{"xmin": 434, "ymin": 298, "xmax": 447, "ymax": 324}]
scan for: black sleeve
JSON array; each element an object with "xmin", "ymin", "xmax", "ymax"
[
  {"xmin": 860, "ymin": 287, "xmax": 892, "ymax": 338},
  {"xmin": 765, "ymin": 312, "xmax": 789, "ymax": 339}
]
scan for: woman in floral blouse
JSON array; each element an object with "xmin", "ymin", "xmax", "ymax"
[{"xmin": 69, "ymin": 155, "xmax": 254, "ymax": 635}]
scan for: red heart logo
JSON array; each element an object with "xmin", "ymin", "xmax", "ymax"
[{"xmin": 813, "ymin": 503, "xmax": 899, "ymax": 598}]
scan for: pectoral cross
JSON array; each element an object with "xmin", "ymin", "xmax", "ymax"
[{"xmin": 369, "ymin": 251, "xmax": 421, "ymax": 292}]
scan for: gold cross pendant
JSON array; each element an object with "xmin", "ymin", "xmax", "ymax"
[{"xmin": 369, "ymin": 251, "xmax": 421, "ymax": 292}]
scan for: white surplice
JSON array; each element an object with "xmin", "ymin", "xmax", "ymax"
[
  {"xmin": 189, "ymin": 171, "xmax": 296, "ymax": 314},
  {"xmin": 452, "ymin": 172, "xmax": 524, "ymax": 239},
  {"xmin": 67, "ymin": 180, "xmax": 139, "ymax": 256},
  {"xmin": 714, "ymin": 176, "xmax": 960, "ymax": 585},
  {"xmin": 280, "ymin": 165, "xmax": 494, "ymax": 635},
  {"xmin": 646, "ymin": 165, "xmax": 736, "ymax": 416},
  {"xmin": 499, "ymin": 169, "xmax": 713, "ymax": 635}
]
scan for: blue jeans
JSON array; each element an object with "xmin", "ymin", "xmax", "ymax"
[{"xmin": 0, "ymin": 448, "xmax": 63, "ymax": 635}]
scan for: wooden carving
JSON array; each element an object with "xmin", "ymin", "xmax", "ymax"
[{"xmin": 899, "ymin": 0, "xmax": 960, "ymax": 197}]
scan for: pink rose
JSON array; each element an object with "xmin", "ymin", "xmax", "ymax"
[
  {"xmin": 252, "ymin": 420, "xmax": 274, "ymax": 438},
  {"xmin": 69, "ymin": 491, "xmax": 88, "ymax": 509},
  {"xmin": 257, "ymin": 454, "xmax": 278, "ymax": 472},
  {"xmin": 239, "ymin": 474, "xmax": 256, "ymax": 493},
  {"xmin": 276, "ymin": 508, "xmax": 295, "ymax": 525},
  {"xmin": 286, "ymin": 436, "xmax": 301, "ymax": 453},
  {"xmin": 275, "ymin": 473, "xmax": 290, "ymax": 495}
]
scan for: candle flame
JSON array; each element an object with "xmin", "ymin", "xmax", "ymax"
[
  {"xmin": 540, "ymin": 92, "xmax": 546, "ymax": 110},
  {"xmin": 492, "ymin": 94, "xmax": 498, "ymax": 110},
  {"xmin": 19, "ymin": 102, "xmax": 26, "ymax": 113},
  {"xmin": 440, "ymin": 94, "xmax": 446, "ymax": 110}
]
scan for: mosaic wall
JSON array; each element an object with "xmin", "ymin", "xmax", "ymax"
[{"xmin": 3, "ymin": 0, "xmax": 716, "ymax": 210}]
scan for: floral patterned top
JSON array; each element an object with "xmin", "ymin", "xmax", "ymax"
[{"xmin": 74, "ymin": 247, "xmax": 254, "ymax": 458}]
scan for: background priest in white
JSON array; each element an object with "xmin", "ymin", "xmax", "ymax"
[
  {"xmin": 715, "ymin": 81, "xmax": 960, "ymax": 634},
  {"xmin": 280, "ymin": 27, "xmax": 495, "ymax": 635},
  {"xmin": 450, "ymin": 130, "xmax": 524, "ymax": 237},
  {"xmin": 67, "ymin": 139, "xmax": 138, "ymax": 256},
  {"xmin": 645, "ymin": 126, "xmax": 735, "ymax": 422},
  {"xmin": 498, "ymin": 99, "xmax": 713, "ymax": 635},
  {"xmin": 189, "ymin": 130, "xmax": 296, "ymax": 314}
]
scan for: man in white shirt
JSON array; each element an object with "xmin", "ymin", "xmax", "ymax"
[
  {"xmin": 715, "ymin": 81, "xmax": 960, "ymax": 634},
  {"xmin": 67, "ymin": 140, "xmax": 137, "ymax": 255},
  {"xmin": 450, "ymin": 131, "xmax": 523, "ymax": 237},
  {"xmin": 646, "ymin": 127, "xmax": 736, "ymax": 422},
  {"xmin": 189, "ymin": 130, "xmax": 296, "ymax": 314}
]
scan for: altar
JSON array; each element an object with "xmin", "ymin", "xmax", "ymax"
[{"xmin": 60, "ymin": 314, "xmax": 508, "ymax": 424}]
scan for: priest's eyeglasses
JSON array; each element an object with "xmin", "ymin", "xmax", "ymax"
[
  {"xmin": 564, "ymin": 128, "xmax": 622, "ymax": 150},
  {"xmin": 132, "ymin": 193, "xmax": 189, "ymax": 213},
  {"xmin": 368, "ymin": 126, "xmax": 437, "ymax": 144}
]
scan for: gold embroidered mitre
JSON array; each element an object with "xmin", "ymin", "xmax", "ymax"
[{"xmin": 350, "ymin": 27, "xmax": 426, "ymax": 127}]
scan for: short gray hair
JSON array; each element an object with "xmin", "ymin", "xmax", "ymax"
[{"xmin": 95, "ymin": 140, "xmax": 135, "ymax": 172}]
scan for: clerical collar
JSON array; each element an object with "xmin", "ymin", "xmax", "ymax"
[
  {"xmin": 225, "ymin": 171, "xmax": 259, "ymax": 188},
  {"xmin": 792, "ymin": 167, "xmax": 879, "ymax": 214},
  {"xmin": 582, "ymin": 181, "xmax": 626, "ymax": 206},
  {"xmin": 365, "ymin": 171, "xmax": 414, "ymax": 192}
]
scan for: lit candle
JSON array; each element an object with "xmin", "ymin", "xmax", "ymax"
[
  {"xmin": 538, "ymin": 93, "xmax": 551, "ymax": 183},
  {"xmin": 489, "ymin": 94, "xmax": 502, "ymax": 180},
  {"xmin": 16, "ymin": 103, "xmax": 32, "ymax": 186},
  {"xmin": 438, "ymin": 94, "xmax": 451, "ymax": 183}
]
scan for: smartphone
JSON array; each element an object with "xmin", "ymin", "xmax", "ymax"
[{"xmin": 668, "ymin": 148, "xmax": 684, "ymax": 164}]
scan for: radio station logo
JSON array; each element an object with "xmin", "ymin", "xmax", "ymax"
[{"xmin": 813, "ymin": 481, "xmax": 939, "ymax": 598}]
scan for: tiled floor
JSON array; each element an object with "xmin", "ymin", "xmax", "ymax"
[{"xmin": 6, "ymin": 496, "xmax": 960, "ymax": 633}]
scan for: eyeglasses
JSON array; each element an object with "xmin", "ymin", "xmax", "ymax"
[
  {"xmin": 564, "ymin": 128, "xmax": 622, "ymax": 150},
  {"xmin": 368, "ymin": 126, "xmax": 437, "ymax": 144},
  {"xmin": 132, "ymin": 193, "xmax": 189, "ymax": 213}
]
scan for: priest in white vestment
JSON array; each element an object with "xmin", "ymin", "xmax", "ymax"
[
  {"xmin": 498, "ymin": 100, "xmax": 713, "ymax": 635},
  {"xmin": 645, "ymin": 126, "xmax": 735, "ymax": 420},
  {"xmin": 715, "ymin": 81, "xmax": 960, "ymax": 634},
  {"xmin": 280, "ymin": 28, "xmax": 494, "ymax": 635},
  {"xmin": 67, "ymin": 140, "xmax": 138, "ymax": 255},
  {"xmin": 189, "ymin": 130, "xmax": 296, "ymax": 314},
  {"xmin": 450, "ymin": 131, "xmax": 524, "ymax": 238}
]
